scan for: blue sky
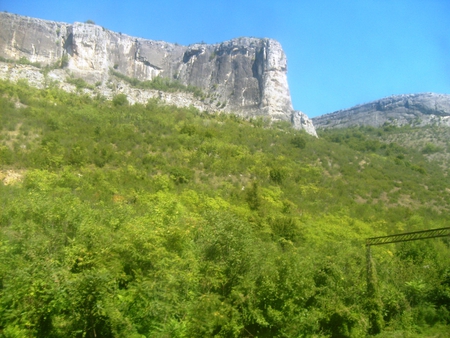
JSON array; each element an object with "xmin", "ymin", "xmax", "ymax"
[{"xmin": 2, "ymin": 0, "xmax": 449, "ymax": 118}]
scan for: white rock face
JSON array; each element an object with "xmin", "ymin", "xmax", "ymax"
[
  {"xmin": 292, "ymin": 111, "xmax": 318, "ymax": 137},
  {"xmin": 313, "ymin": 93, "xmax": 450, "ymax": 129},
  {"xmin": 0, "ymin": 12, "xmax": 317, "ymax": 136},
  {"xmin": 260, "ymin": 39, "xmax": 294, "ymax": 120},
  {"xmin": 0, "ymin": 63, "xmax": 45, "ymax": 88},
  {"xmin": 0, "ymin": 63, "xmax": 212, "ymax": 112}
]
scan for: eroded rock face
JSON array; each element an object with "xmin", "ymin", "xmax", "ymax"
[
  {"xmin": 0, "ymin": 13, "xmax": 68, "ymax": 64},
  {"xmin": 291, "ymin": 111, "xmax": 318, "ymax": 137},
  {"xmin": 312, "ymin": 93, "xmax": 450, "ymax": 129},
  {"xmin": 0, "ymin": 12, "xmax": 317, "ymax": 135}
]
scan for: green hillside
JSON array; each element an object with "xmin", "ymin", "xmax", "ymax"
[{"xmin": 1, "ymin": 79, "xmax": 450, "ymax": 337}]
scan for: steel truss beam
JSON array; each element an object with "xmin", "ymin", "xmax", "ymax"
[
  {"xmin": 366, "ymin": 227, "xmax": 450, "ymax": 247},
  {"xmin": 365, "ymin": 226, "xmax": 450, "ymax": 333}
]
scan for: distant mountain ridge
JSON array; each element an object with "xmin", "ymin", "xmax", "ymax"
[
  {"xmin": 0, "ymin": 12, "xmax": 317, "ymax": 136},
  {"xmin": 313, "ymin": 93, "xmax": 450, "ymax": 129}
]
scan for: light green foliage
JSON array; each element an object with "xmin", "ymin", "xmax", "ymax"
[
  {"xmin": 110, "ymin": 69, "xmax": 204, "ymax": 98},
  {"xmin": 66, "ymin": 76, "xmax": 95, "ymax": 90},
  {"xmin": 0, "ymin": 79, "xmax": 449, "ymax": 336},
  {"xmin": 422, "ymin": 142, "xmax": 442, "ymax": 154},
  {"xmin": 0, "ymin": 56, "xmax": 42, "ymax": 68}
]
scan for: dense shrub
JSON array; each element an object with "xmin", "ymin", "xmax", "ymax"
[{"xmin": 0, "ymin": 79, "xmax": 449, "ymax": 336}]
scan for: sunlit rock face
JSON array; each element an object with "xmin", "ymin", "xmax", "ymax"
[
  {"xmin": 0, "ymin": 13, "xmax": 68, "ymax": 64},
  {"xmin": 0, "ymin": 12, "xmax": 317, "ymax": 136},
  {"xmin": 313, "ymin": 93, "xmax": 450, "ymax": 129},
  {"xmin": 292, "ymin": 111, "xmax": 318, "ymax": 137}
]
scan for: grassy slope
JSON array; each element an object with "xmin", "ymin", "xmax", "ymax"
[{"xmin": 1, "ymin": 79, "xmax": 449, "ymax": 337}]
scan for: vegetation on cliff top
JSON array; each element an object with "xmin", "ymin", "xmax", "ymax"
[
  {"xmin": 1, "ymin": 79, "xmax": 450, "ymax": 337},
  {"xmin": 110, "ymin": 69, "xmax": 205, "ymax": 99}
]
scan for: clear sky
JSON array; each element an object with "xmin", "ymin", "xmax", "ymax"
[{"xmin": 1, "ymin": 0, "xmax": 449, "ymax": 117}]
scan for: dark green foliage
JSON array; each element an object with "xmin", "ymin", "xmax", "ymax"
[
  {"xmin": 169, "ymin": 166, "xmax": 193, "ymax": 184},
  {"xmin": 179, "ymin": 123, "xmax": 197, "ymax": 136},
  {"xmin": 366, "ymin": 250, "xmax": 384, "ymax": 335},
  {"xmin": 268, "ymin": 216, "xmax": 304, "ymax": 244},
  {"xmin": 246, "ymin": 181, "xmax": 261, "ymax": 210},
  {"xmin": 0, "ymin": 79, "xmax": 449, "ymax": 336},
  {"xmin": 60, "ymin": 54, "xmax": 69, "ymax": 68},
  {"xmin": 0, "ymin": 145, "xmax": 13, "ymax": 164},
  {"xmin": 291, "ymin": 134, "xmax": 306, "ymax": 149},
  {"xmin": 269, "ymin": 167, "xmax": 285, "ymax": 184},
  {"xmin": 112, "ymin": 93, "xmax": 128, "ymax": 106}
]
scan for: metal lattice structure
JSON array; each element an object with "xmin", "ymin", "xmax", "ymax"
[
  {"xmin": 365, "ymin": 227, "xmax": 450, "ymax": 333},
  {"xmin": 366, "ymin": 227, "xmax": 450, "ymax": 247}
]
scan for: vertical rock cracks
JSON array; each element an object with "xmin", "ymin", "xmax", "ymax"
[{"xmin": 0, "ymin": 12, "xmax": 317, "ymax": 136}]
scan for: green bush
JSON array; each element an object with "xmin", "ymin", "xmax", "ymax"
[
  {"xmin": 169, "ymin": 166, "xmax": 193, "ymax": 184},
  {"xmin": 110, "ymin": 69, "xmax": 204, "ymax": 97},
  {"xmin": 0, "ymin": 79, "xmax": 449, "ymax": 336},
  {"xmin": 291, "ymin": 135, "xmax": 306, "ymax": 149},
  {"xmin": 66, "ymin": 76, "xmax": 94, "ymax": 90},
  {"xmin": 112, "ymin": 93, "xmax": 128, "ymax": 106}
]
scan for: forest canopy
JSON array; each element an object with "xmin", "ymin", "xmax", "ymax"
[{"xmin": 1, "ymin": 79, "xmax": 450, "ymax": 337}]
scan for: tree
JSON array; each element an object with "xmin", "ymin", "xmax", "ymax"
[
  {"xmin": 291, "ymin": 135, "xmax": 306, "ymax": 149},
  {"xmin": 246, "ymin": 181, "xmax": 261, "ymax": 211},
  {"xmin": 112, "ymin": 93, "xmax": 128, "ymax": 106}
]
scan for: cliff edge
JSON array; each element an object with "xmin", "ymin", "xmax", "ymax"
[
  {"xmin": 0, "ymin": 12, "xmax": 317, "ymax": 136},
  {"xmin": 312, "ymin": 93, "xmax": 450, "ymax": 129}
]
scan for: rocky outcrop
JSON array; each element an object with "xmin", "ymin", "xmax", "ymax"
[
  {"xmin": 0, "ymin": 12, "xmax": 317, "ymax": 135},
  {"xmin": 291, "ymin": 111, "xmax": 318, "ymax": 137},
  {"xmin": 0, "ymin": 62, "xmax": 214, "ymax": 112},
  {"xmin": 313, "ymin": 93, "xmax": 450, "ymax": 129}
]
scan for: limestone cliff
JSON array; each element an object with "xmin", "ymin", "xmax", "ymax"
[
  {"xmin": 312, "ymin": 93, "xmax": 450, "ymax": 129},
  {"xmin": 0, "ymin": 12, "xmax": 317, "ymax": 136}
]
